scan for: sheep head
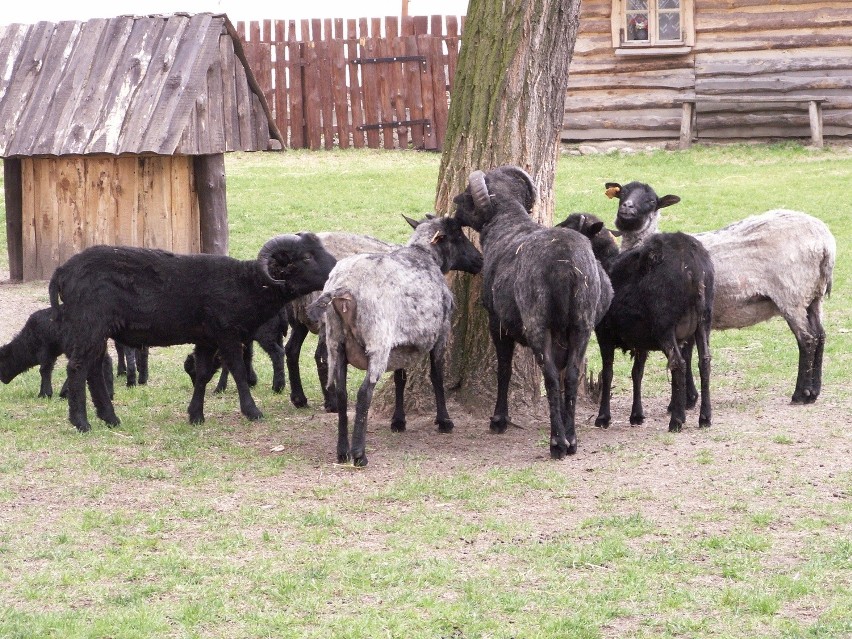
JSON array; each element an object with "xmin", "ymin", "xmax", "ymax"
[
  {"xmin": 257, "ymin": 232, "xmax": 337, "ymax": 299},
  {"xmin": 556, "ymin": 213, "xmax": 620, "ymax": 271},
  {"xmin": 604, "ymin": 181, "xmax": 680, "ymax": 234},
  {"xmin": 406, "ymin": 215, "xmax": 483, "ymax": 275},
  {"xmin": 453, "ymin": 165, "xmax": 538, "ymax": 231}
]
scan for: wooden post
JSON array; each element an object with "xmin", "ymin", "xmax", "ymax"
[
  {"xmin": 679, "ymin": 101, "xmax": 695, "ymax": 149},
  {"xmin": 194, "ymin": 154, "xmax": 229, "ymax": 255},
  {"xmin": 808, "ymin": 100, "xmax": 824, "ymax": 149},
  {"xmin": 4, "ymin": 158, "xmax": 24, "ymax": 281}
]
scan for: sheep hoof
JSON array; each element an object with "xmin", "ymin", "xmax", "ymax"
[
  {"xmin": 337, "ymin": 452, "xmax": 351, "ymax": 464},
  {"xmin": 391, "ymin": 419, "xmax": 406, "ymax": 432},
  {"xmin": 668, "ymin": 420, "xmax": 683, "ymax": 433},
  {"xmin": 323, "ymin": 402, "xmax": 338, "ymax": 414},
  {"xmin": 436, "ymin": 419, "xmax": 454, "ymax": 433},
  {"xmin": 272, "ymin": 381, "xmax": 285, "ymax": 394},
  {"xmin": 629, "ymin": 414, "xmax": 644, "ymax": 426},
  {"xmin": 245, "ymin": 408, "xmax": 263, "ymax": 421},
  {"xmin": 594, "ymin": 417, "xmax": 610, "ymax": 429},
  {"xmin": 489, "ymin": 416, "xmax": 508, "ymax": 434},
  {"xmin": 291, "ymin": 394, "xmax": 309, "ymax": 408},
  {"xmin": 213, "ymin": 386, "xmax": 227, "ymax": 394},
  {"xmin": 549, "ymin": 441, "xmax": 567, "ymax": 460},
  {"xmin": 189, "ymin": 413, "xmax": 205, "ymax": 425},
  {"xmin": 353, "ymin": 454, "xmax": 368, "ymax": 467},
  {"xmin": 38, "ymin": 391, "xmax": 52, "ymax": 399},
  {"xmin": 72, "ymin": 421, "xmax": 92, "ymax": 433},
  {"xmin": 698, "ymin": 417, "xmax": 711, "ymax": 428}
]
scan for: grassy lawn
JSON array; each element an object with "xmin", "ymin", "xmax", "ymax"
[{"xmin": 0, "ymin": 144, "xmax": 850, "ymax": 638}]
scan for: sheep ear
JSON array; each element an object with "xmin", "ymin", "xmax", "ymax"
[
  {"xmin": 610, "ymin": 229, "xmax": 623, "ymax": 237},
  {"xmin": 425, "ymin": 213, "xmax": 436, "ymax": 220},
  {"xmin": 430, "ymin": 231, "xmax": 444, "ymax": 245},
  {"xmin": 658, "ymin": 194, "xmax": 681, "ymax": 209},
  {"xmin": 587, "ymin": 221, "xmax": 605, "ymax": 236},
  {"xmin": 402, "ymin": 214, "xmax": 421, "ymax": 229},
  {"xmin": 605, "ymin": 182, "xmax": 622, "ymax": 199}
]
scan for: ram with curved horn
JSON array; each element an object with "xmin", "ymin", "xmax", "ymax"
[
  {"xmin": 47, "ymin": 234, "xmax": 336, "ymax": 432},
  {"xmin": 452, "ymin": 165, "xmax": 613, "ymax": 459}
]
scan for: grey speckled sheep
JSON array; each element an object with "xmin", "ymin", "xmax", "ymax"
[
  {"xmin": 453, "ymin": 166, "xmax": 613, "ymax": 460},
  {"xmin": 307, "ymin": 216, "xmax": 483, "ymax": 467},
  {"xmin": 606, "ymin": 181, "xmax": 836, "ymax": 404},
  {"xmin": 285, "ymin": 232, "xmax": 397, "ymax": 411}
]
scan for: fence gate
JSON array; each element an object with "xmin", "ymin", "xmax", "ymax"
[{"xmin": 236, "ymin": 17, "xmax": 461, "ymax": 151}]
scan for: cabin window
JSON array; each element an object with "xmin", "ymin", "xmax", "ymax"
[{"xmin": 612, "ymin": 0, "xmax": 694, "ymax": 52}]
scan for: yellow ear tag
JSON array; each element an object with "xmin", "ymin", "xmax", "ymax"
[{"xmin": 605, "ymin": 186, "xmax": 620, "ymax": 199}]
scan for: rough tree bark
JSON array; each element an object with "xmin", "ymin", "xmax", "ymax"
[{"xmin": 380, "ymin": 0, "xmax": 582, "ymax": 417}]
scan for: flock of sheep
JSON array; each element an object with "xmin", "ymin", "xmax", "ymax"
[{"xmin": 0, "ymin": 166, "xmax": 837, "ymax": 467}]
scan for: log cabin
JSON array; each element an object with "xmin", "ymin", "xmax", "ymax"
[
  {"xmin": 562, "ymin": 0, "xmax": 852, "ymax": 146},
  {"xmin": 0, "ymin": 13, "xmax": 284, "ymax": 281}
]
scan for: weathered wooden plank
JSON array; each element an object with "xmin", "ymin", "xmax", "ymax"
[
  {"xmin": 412, "ymin": 16, "xmax": 428, "ymax": 35},
  {"xmin": 273, "ymin": 42, "xmax": 290, "ymax": 142},
  {"xmin": 403, "ymin": 35, "xmax": 425, "ymax": 149},
  {"xmin": 114, "ymin": 157, "xmax": 138, "ymax": 247},
  {"xmin": 0, "ymin": 22, "xmax": 57, "ymax": 151},
  {"xmin": 418, "ymin": 36, "xmax": 438, "ymax": 150},
  {"xmin": 55, "ymin": 157, "xmax": 84, "ymax": 267},
  {"xmin": 4, "ymin": 159, "xmax": 24, "ymax": 280},
  {"xmin": 431, "ymin": 15, "xmax": 443, "ymax": 36},
  {"xmin": 696, "ymin": 76, "xmax": 852, "ymax": 94},
  {"xmin": 140, "ymin": 156, "xmax": 173, "ymax": 250},
  {"xmin": 0, "ymin": 24, "xmax": 32, "ymax": 124},
  {"xmin": 116, "ymin": 16, "xmax": 190, "ymax": 153},
  {"xmin": 565, "ymin": 89, "xmax": 698, "ymax": 112},
  {"xmin": 288, "ymin": 38, "xmax": 306, "ymax": 149},
  {"xmin": 568, "ymin": 70, "xmax": 695, "ymax": 90},
  {"xmin": 316, "ymin": 40, "xmax": 336, "ymax": 149},
  {"xmin": 20, "ymin": 159, "xmax": 38, "ymax": 281},
  {"xmin": 188, "ymin": 162, "xmax": 201, "ymax": 254},
  {"xmin": 253, "ymin": 93, "xmax": 269, "ymax": 149},
  {"xmin": 359, "ymin": 38, "xmax": 382, "ymax": 148},
  {"xmin": 36, "ymin": 159, "xmax": 60, "ymax": 279},
  {"xmin": 692, "ymin": 32, "xmax": 849, "ymax": 54},
  {"xmin": 330, "ymin": 38, "xmax": 351, "ymax": 149},
  {"xmin": 401, "ymin": 15, "xmax": 414, "ymax": 37},
  {"xmin": 302, "ymin": 43, "xmax": 323, "ymax": 150},
  {"xmin": 9, "ymin": 21, "xmax": 82, "ymax": 156},
  {"xmin": 256, "ymin": 41, "xmax": 274, "ymax": 128},
  {"xmin": 170, "ymin": 156, "xmax": 193, "ymax": 255},
  {"xmin": 195, "ymin": 154, "xmax": 228, "ymax": 256},
  {"xmin": 219, "ymin": 31, "xmax": 240, "ymax": 151},
  {"xmin": 371, "ymin": 18, "xmax": 382, "ymax": 38},
  {"xmin": 695, "ymin": 8, "xmax": 851, "ymax": 33},
  {"xmin": 375, "ymin": 39, "xmax": 396, "ymax": 148},
  {"xmin": 428, "ymin": 35, "xmax": 449, "ymax": 151},
  {"xmin": 312, "ymin": 19, "xmax": 323, "ymax": 41},
  {"xmin": 85, "ymin": 156, "xmax": 116, "ymax": 247},
  {"xmin": 234, "ymin": 49, "xmax": 255, "ymax": 150},
  {"xmin": 346, "ymin": 21, "xmax": 366, "ymax": 149},
  {"xmin": 445, "ymin": 16, "xmax": 460, "ymax": 93},
  {"xmin": 205, "ymin": 50, "xmax": 226, "ymax": 154},
  {"xmin": 390, "ymin": 37, "xmax": 409, "ymax": 149}
]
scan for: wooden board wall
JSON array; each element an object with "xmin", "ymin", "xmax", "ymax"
[
  {"xmin": 562, "ymin": 0, "xmax": 852, "ymax": 141},
  {"xmin": 21, "ymin": 155, "xmax": 200, "ymax": 281}
]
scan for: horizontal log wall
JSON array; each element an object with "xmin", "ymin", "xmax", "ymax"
[
  {"xmin": 562, "ymin": 0, "xmax": 852, "ymax": 142},
  {"xmin": 21, "ymin": 155, "xmax": 200, "ymax": 281}
]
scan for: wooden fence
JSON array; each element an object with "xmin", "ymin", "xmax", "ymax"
[{"xmin": 234, "ymin": 16, "xmax": 464, "ymax": 151}]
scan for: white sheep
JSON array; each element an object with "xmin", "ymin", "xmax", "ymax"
[
  {"xmin": 307, "ymin": 216, "xmax": 483, "ymax": 467},
  {"xmin": 605, "ymin": 181, "xmax": 836, "ymax": 404}
]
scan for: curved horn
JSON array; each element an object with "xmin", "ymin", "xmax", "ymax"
[
  {"xmin": 469, "ymin": 170, "xmax": 491, "ymax": 209},
  {"xmin": 503, "ymin": 166, "xmax": 538, "ymax": 211},
  {"xmin": 257, "ymin": 233, "xmax": 301, "ymax": 284}
]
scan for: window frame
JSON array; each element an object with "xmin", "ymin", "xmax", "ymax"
[{"xmin": 611, "ymin": 0, "xmax": 694, "ymax": 53}]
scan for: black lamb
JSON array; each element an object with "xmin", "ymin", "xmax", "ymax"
[
  {"xmin": 453, "ymin": 166, "xmax": 613, "ymax": 459},
  {"xmin": 560, "ymin": 212, "xmax": 715, "ymax": 432},
  {"xmin": 48, "ymin": 234, "xmax": 336, "ymax": 432}
]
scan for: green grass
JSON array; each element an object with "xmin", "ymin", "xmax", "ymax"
[{"xmin": 1, "ymin": 143, "xmax": 851, "ymax": 638}]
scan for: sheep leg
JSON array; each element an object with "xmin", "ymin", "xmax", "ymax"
[
  {"xmin": 137, "ymin": 346, "xmax": 149, "ymax": 385},
  {"xmin": 115, "ymin": 341, "xmax": 127, "ymax": 376},
  {"xmin": 786, "ymin": 309, "xmax": 818, "ymax": 404},
  {"xmin": 38, "ymin": 359, "xmax": 55, "ymax": 398},
  {"xmin": 88, "ymin": 352, "xmax": 120, "ymax": 427},
  {"xmin": 535, "ymin": 335, "xmax": 568, "ymax": 459},
  {"xmin": 351, "ymin": 375, "xmax": 377, "ymax": 467},
  {"xmin": 694, "ymin": 326, "xmax": 712, "ymax": 427},
  {"xmin": 560, "ymin": 330, "xmax": 589, "ymax": 456},
  {"xmin": 671, "ymin": 340, "xmax": 698, "ymax": 411},
  {"xmin": 258, "ymin": 332, "xmax": 286, "ymax": 394},
  {"xmin": 807, "ymin": 299, "xmax": 826, "ymax": 402},
  {"xmin": 102, "ymin": 353, "xmax": 115, "ymax": 401},
  {"xmin": 663, "ymin": 338, "xmax": 687, "ymax": 432},
  {"xmin": 429, "ymin": 349, "xmax": 453, "ymax": 433},
  {"xmin": 316, "ymin": 331, "xmax": 338, "ymax": 413},
  {"xmin": 214, "ymin": 367, "xmax": 230, "ymax": 393},
  {"xmin": 595, "ymin": 340, "xmax": 615, "ymax": 428},
  {"xmin": 187, "ymin": 346, "xmax": 217, "ymax": 424},
  {"xmin": 391, "ymin": 368, "xmax": 407, "ymax": 432},
  {"xmin": 244, "ymin": 341, "xmax": 258, "ymax": 388},
  {"xmin": 285, "ymin": 321, "xmax": 310, "ymax": 408},
  {"xmin": 333, "ymin": 342, "xmax": 351, "ymax": 463},
  {"xmin": 489, "ymin": 327, "xmax": 516, "ymax": 434},
  {"xmin": 65, "ymin": 355, "xmax": 92, "ymax": 432},
  {"xmin": 629, "ymin": 350, "xmax": 648, "ymax": 425},
  {"xmin": 218, "ymin": 340, "xmax": 263, "ymax": 421},
  {"xmin": 122, "ymin": 344, "xmax": 138, "ymax": 387}
]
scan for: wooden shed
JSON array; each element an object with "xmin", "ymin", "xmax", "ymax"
[
  {"xmin": 0, "ymin": 13, "xmax": 284, "ymax": 281},
  {"xmin": 562, "ymin": 0, "xmax": 852, "ymax": 144}
]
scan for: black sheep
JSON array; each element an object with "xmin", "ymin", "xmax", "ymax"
[
  {"xmin": 453, "ymin": 166, "xmax": 613, "ymax": 459},
  {"xmin": 48, "ymin": 234, "xmax": 336, "ymax": 432},
  {"xmin": 561, "ymin": 212, "xmax": 715, "ymax": 432}
]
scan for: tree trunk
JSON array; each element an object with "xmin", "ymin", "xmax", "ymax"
[{"xmin": 376, "ymin": 0, "xmax": 582, "ymax": 418}]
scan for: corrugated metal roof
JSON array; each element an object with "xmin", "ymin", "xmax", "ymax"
[{"xmin": 0, "ymin": 13, "xmax": 282, "ymax": 157}]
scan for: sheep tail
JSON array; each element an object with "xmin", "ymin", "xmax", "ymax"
[
  {"xmin": 306, "ymin": 292, "xmax": 333, "ymax": 325},
  {"xmin": 48, "ymin": 273, "xmax": 63, "ymax": 321}
]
